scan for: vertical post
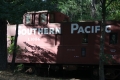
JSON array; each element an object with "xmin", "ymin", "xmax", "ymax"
[
  {"xmin": 11, "ymin": 24, "xmax": 19, "ymax": 72},
  {"xmin": 81, "ymin": 0, "xmax": 82, "ymax": 20},
  {"xmin": 0, "ymin": 19, "xmax": 7, "ymax": 70},
  {"xmin": 99, "ymin": 0, "xmax": 106, "ymax": 80}
]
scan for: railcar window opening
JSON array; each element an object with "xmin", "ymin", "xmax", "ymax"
[
  {"xmin": 34, "ymin": 13, "xmax": 39, "ymax": 25},
  {"xmin": 81, "ymin": 48, "xmax": 86, "ymax": 57},
  {"xmin": 49, "ymin": 13, "xmax": 55, "ymax": 23},
  {"xmin": 82, "ymin": 34, "xmax": 88, "ymax": 44},
  {"xmin": 109, "ymin": 33, "xmax": 118, "ymax": 45},
  {"xmin": 40, "ymin": 13, "xmax": 48, "ymax": 24},
  {"xmin": 25, "ymin": 13, "xmax": 33, "ymax": 25}
]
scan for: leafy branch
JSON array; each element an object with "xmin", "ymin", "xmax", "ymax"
[{"xmin": 7, "ymin": 36, "xmax": 22, "ymax": 54}]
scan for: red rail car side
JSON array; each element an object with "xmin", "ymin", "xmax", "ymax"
[
  {"xmin": 7, "ymin": 11, "xmax": 120, "ymax": 79},
  {"xmin": 57, "ymin": 21, "xmax": 120, "ymax": 65}
]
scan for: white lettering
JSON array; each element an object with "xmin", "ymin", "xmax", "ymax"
[
  {"xmin": 95, "ymin": 26, "xmax": 100, "ymax": 33},
  {"xmin": 44, "ymin": 28, "xmax": 48, "ymax": 34},
  {"xmin": 71, "ymin": 23, "xmax": 111, "ymax": 34},
  {"xmin": 38, "ymin": 28, "xmax": 43, "ymax": 34},
  {"xmin": 32, "ymin": 28, "xmax": 37, "ymax": 35},
  {"xmin": 28, "ymin": 37, "xmax": 40, "ymax": 41},
  {"xmin": 49, "ymin": 28, "xmax": 54, "ymax": 34},
  {"xmin": 18, "ymin": 30, "xmax": 21, "ymax": 35},
  {"xmin": 85, "ymin": 26, "xmax": 90, "ymax": 33},
  {"xmin": 21, "ymin": 29, "xmax": 26, "ymax": 35},
  {"xmin": 55, "ymin": 28, "xmax": 61, "ymax": 34},
  {"xmin": 27, "ymin": 29, "xmax": 32, "ymax": 35},
  {"xmin": 105, "ymin": 25, "xmax": 111, "ymax": 33},
  {"xmin": 71, "ymin": 23, "xmax": 79, "ymax": 34},
  {"xmin": 18, "ymin": 27, "xmax": 61, "ymax": 35},
  {"xmin": 91, "ymin": 26, "xmax": 94, "ymax": 33},
  {"xmin": 78, "ymin": 26, "xmax": 84, "ymax": 33}
]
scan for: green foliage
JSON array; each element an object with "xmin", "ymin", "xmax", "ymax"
[
  {"xmin": 14, "ymin": 64, "xmax": 24, "ymax": 73},
  {"xmin": 17, "ymin": 64, "xmax": 24, "ymax": 71},
  {"xmin": 102, "ymin": 54, "xmax": 115, "ymax": 64},
  {"xmin": 0, "ymin": 0, "xmax": 57, "ymax": 24},
  {"xmin": 0, "ymin": 0, "xmax": 119, "ymax": 23},
  {"xmin": 106, "ymin": 0, "xmax": 120, "ymax": 20},
  {"xmin": 57, "ymin": 0, "xmax": 120, "ymax": 21},
  {"xmin": 7, "ymin": 36, "xmax": 21, "ymax": 54},
  {"xmin": 57, "ymin": 0, "xmax": 102, "ymax": 21}
]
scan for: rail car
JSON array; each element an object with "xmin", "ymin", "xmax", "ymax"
[{"xmin": 7, "ymin": 10, "xmax": 120, "ymax": 79}]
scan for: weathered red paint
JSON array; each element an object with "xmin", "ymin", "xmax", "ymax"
[
  {"xmin": 57, "ymin": 21, "xmax": 120, "ymax": 64},
  {"xmin": 7, "ymin": 11, "xmax": 120, "ymax": 65}
]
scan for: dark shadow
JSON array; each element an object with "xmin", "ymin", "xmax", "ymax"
[
  {"xmin": 18, "ymin": 42, "xmax": 56, "ymax": 63},
  {"xmin": 41, "ymin": 34, "xmax": 55, "ymax": 46}
]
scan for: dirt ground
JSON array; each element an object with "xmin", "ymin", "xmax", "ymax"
[
  {"xmin": 0, "ymin": 70, "xmax": 90, "ymax": 80},
  {"xmin": 0, "ymin": 64, "xmax": 91, "ymax": 80}
]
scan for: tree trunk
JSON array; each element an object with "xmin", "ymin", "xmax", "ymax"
[
  {"xmin": 99, "ymin": 0, "xmax": 106, "ymax": 80},
  {"xmin": 0, "ymin": 19, "xmax": 7, "ymax": 70},
  {"xmin": 90, "ymin": 0, "xmax": 96, "ymax": 18},
  {"xmin": 11, "ymin": 24, "xmax": 19, "ymax": 72}
]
